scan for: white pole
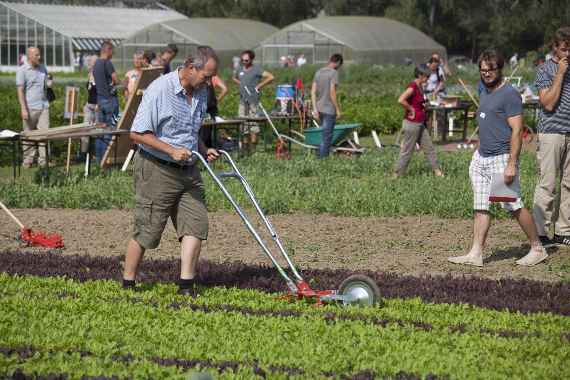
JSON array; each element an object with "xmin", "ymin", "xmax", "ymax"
[
  {"xmin": 371, "ymin": 130, "xmax": 382, "ymax": 149},
  {"xmin": 352, "ymin": 131, "xmax": 360, "ymax": 145},
  {"xmin": 121, "ymin": 149, "xmax": 135, "ymax": 172}
]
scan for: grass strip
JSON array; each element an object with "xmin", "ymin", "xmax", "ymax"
[
  {"xmin": 0, "ymin": 150, "xmax": 539, "ymax": 220},
  {"xmin": 2, "ymin": 250, "xmax": 570, "ymax": 316}
]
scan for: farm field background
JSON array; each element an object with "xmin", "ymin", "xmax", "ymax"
[{"xmin": 2, "ymin": 64, "xmax": 569, "ymax": 379}]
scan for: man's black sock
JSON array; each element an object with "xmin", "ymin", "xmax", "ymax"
[
  {"xmin": 178, "ymin": 278, "xmax": 196, "ymax": 289},
  {"xmin": 122, "ymin": 279, "xmax": 135, "ymax": 289}
]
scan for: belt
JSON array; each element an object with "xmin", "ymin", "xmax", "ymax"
[{"xmin": 139, "ymin": 149, "xmax": 193, "ymax": 169}]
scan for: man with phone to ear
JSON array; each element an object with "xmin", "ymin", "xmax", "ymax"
[
  {"xmin": 448, "ymin": 48, "xmax": 546, "ymax": 267},
  {"xmin": 533, "ymin": 26, "xmax": 570, "ymax": 248}
]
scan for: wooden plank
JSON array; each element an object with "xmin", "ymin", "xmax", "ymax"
[{"xmin": 101, "ymin": 67, "xmax": 163, "ymax": 168}]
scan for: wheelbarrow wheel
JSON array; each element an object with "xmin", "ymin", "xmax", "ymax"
[{"xmin": 338, "ymin": 274, "xmax": 381, "ymax": 306}]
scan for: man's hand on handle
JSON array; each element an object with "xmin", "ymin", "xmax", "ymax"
[
  {"xmin": 206, "ymin": 148, "xmax": 220, "ymax": 162},
  {"xmin": 170, "ymin": 147, "xmax": 192, "ymax": 162}
]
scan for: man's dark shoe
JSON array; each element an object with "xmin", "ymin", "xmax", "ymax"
[
  {"xmin": 177, "ymin": 286, "xmax": 199, "ymax": 297},
  {"xmin": 539, "ymin": 235, "xmax": 556, "ymax": 249},
  {"xmin": 554, "ymin": 234, "xmax": 570, "ymax": 246}
]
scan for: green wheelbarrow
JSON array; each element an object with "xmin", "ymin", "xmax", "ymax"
[{"xmin": 303, "ymin": 123, "xmax": 362, "ymax": 146}]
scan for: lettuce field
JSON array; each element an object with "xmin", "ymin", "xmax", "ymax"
[{"xmin": 1, "ymin": 251, "xmax": 569, "ymax": 379}]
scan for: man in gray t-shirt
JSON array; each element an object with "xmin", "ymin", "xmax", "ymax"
[
  {"xmin": 232, "ymin": 50, "xmax": 274, "ymax": 153},
  {"xmin": 16, "ymin": 47, "xmax": 52, "ymax": 168},
  {"xmin": 311, "ymin": 53, "xmax": 343, "ymax": 158},
  {"xmin": 448, "ymin": 48, "xmax": 547, "ymax": 267}
]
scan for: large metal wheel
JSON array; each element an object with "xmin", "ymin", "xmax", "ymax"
[{"xmin": 338, "ymin": 274, "xmax": 381, "ymax": 306}]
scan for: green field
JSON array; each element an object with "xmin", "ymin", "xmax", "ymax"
[{"xmin": 1, "ymin": 273, "xmax": 569, "ymax": 380}]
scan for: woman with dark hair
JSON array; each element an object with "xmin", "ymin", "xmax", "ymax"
[{"xmin": 394, "ymin": 64, "xmax": 444, "ymax": 177}]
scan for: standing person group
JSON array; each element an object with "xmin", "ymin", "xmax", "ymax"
[
  {"xmin": 16, "ymin": 47, "xmax": 53, "ymax": 168},
  {"xmin": 533, "ymin": 26, "xmax": 570, "ymax": 247}
]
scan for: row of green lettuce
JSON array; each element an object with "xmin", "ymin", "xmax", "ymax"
[
  {"xmin": 1, "ymin": 274, "xmax": 569, "ymax": 379},
  {"xmin": 1, "ymin": 150, "xmax": 539, "ymax": 219}
]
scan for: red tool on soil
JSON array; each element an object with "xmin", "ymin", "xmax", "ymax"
[{"xmin": 0, "ymin": 200, "xmax": 64, "ymax": 248}]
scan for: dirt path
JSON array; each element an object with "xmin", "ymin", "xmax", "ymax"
[{"xmin": 1, "ymin": 208, "xmax": 568, "ymax": 282}]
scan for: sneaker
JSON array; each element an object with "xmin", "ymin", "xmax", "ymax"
[
  {"xmin": 539, "ymin": 235, "xmax": 557, "ymax": 249},
  {"xmin": 554, "ymin": 234, "xmax": 570, "ymax": 246},
  {"xmin": 516, "ymin": 246, "xmax": 548, "ymax": 266}
]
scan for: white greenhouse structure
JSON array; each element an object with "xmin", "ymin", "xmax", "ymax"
[
  {"xmin": 0, "ymin": 1, "xmax": 185, "ymax": 72},
  {"xmin": 255, "ymin": 16, "xmax": 447, "ymax": 66},
  {"xmin": 117, "ymin": 18, "xmax": 278, "ymax": 71}
]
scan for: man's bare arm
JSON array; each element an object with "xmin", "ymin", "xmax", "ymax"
[
  {"xmin": 256, "ymin": 71, "xmax": 274, "ymax": 91},
  {"xmin": 130, "ymin": 131, "xmax": 190, "ymax": 161},
  {"xmin": 330, "ymin": 81, "xmax": 341, "ymax": 117},
  {"xmin": 504, "ymin": 114, "xmax": 523, "ymax": 184},
  {"xmin": 17, "ymin": 86, "xmax": 29, "ymax": 120}
]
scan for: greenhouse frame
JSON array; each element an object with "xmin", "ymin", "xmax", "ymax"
[
  {"xmin": 118, "ymin": 18, "xmax": 278, "ymax": 71},
  {"xmin": 0, "ymin": 1, "xmax": 185, "ymax": 72},
  {"xmin": 255, "ymin": 16, "xmax": 446, "ymax": 66}
]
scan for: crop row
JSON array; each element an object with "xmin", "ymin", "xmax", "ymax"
[
  {"xmin": 1, "ymin": 346, "xmax": 437, "ymax": 380},
  {"xmin": 2, "ymin": 250, "xmax": 569, "ymax": 316},
  {"xmin": 18, "ymin": 283, "xmax": 570, "ymax": 343},
  {"xmin": 0, "ymin": 149, "xmax": 539, "ymax": 220},
  {"xmin": 4, "ymin": 272, "xmax": 570, "ymax": 342},
  {"xmin": 1, "ymin": 275, "xmax": 568, "ymax": 379}
]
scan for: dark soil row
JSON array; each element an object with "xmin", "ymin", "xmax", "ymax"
[
  {"xmin": 0, "ymin": 346, "xmax": 439, "ymax": 380},
  {"xmin": 2, "ymin": 250, "xmax": 570, "ymax": 315}
]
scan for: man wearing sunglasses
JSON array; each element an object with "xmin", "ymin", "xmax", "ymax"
[
  {"xmin": 232, "ymin": 50, "xmax": 274, "ymax": 153},
  {"xmin": 448, "ymin": 48, "xmax": 547, "ymax": 267},
  {"xmin": 533, "ymin": 26, "xmax": 570, "ymax": 248}
]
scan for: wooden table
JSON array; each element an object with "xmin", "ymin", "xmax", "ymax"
[{"xmin": 425, "ymin": 101, "xmax": 473, "ymax": 142}]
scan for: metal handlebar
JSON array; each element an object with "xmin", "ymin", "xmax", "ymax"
[{"xmin": 194, "ymin": 150, "xmax": 304, "ymax": 291}]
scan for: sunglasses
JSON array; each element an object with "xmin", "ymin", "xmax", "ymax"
[{"xmin": 479, "ymin": 67, "xmax": 499, "ymax": 74}]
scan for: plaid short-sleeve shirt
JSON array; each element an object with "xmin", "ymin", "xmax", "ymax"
[{"xmin": 131, "ymin": 69, "xmax": 207, "ymax": 163}]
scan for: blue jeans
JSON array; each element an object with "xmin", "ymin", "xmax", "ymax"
[
  {"xmin": 318, "ymin": 113, "xmax": 337, "ymax": 158},
  {"xmin": 95, "ymin": 96, "xmax": 119, "ymax": 163}
]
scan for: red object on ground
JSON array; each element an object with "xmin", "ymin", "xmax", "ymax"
[
  {"xmin": 20, "ymin": 227, "xmax": 64, "ymax": 248},
  {"xmin": 275, "ymin": 139, "xmax": 291, "ymax": 160}
]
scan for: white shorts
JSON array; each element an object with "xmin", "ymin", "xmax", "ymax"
[{"xmin": 469, "ymin": 150, "xmax": 523, "ymax": 211}]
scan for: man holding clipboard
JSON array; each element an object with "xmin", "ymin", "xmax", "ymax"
[{"xmin": 448, "ymin": 48, "xmax": 547, "ymax": 267}]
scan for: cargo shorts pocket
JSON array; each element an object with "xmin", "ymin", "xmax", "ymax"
[{"xmin": 135, "ymin": 198, "xmax": 153, "ymax": 225}]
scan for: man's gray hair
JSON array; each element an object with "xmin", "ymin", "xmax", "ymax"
[{"xmin": 183, "ymin": 46, "xmax": 219, "ymax": 69}]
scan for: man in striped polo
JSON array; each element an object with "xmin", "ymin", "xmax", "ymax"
[
  {"xmin": 122, "ymin": 46, "xmax": 220, "ymax": 296},
  {"xmin": 533, "ymin": 26, "xmax": 570, "ymax": 247}
]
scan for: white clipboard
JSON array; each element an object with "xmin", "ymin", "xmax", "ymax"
[{"xmin": 489, "ymin": 172, "xmax": 520, "ymax": 203}]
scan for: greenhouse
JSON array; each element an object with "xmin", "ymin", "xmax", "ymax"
[
  {"xmin": 255, "ymin": 16, "xmax": 446, "ymax": 66},
  {"xmin": 118, "ymin": 18, "xmax": 278, "ymax": 70},
  {"xmin": 0, "ymin": 1, "xmax": 184, "ymax": 72}
]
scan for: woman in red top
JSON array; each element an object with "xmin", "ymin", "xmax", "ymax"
[{"xmin": 394, "ymin": 64, "xmax": 444, "ymax": 177}]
